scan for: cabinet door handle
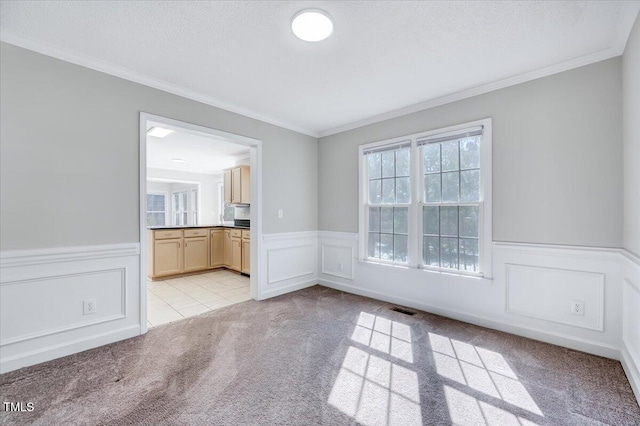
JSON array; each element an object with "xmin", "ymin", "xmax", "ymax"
[{"xmin": 185, "ymin": 242, "xmax": 188, "ymax": 247}]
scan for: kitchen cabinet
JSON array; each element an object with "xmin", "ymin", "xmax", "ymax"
[
  {"xmin": 152, "ymin": 238, "xmax": 182, "ymax": 277},
  {"xmin": 223, "ymin": 166, "xmax": 250, "ymax": 204},
  {"xmin": 148, "ymin": 227, "xmax": 250, "ymax": 279},
  {"xmin": 241, "ymin": 230, "xmax": 250, "ymax": 274},
  {"xmin": 183, "ymin": 235, "xmax": 208, "ymax": 272},
  {"xmin": 223, "ymin": 229, "xmax": 232, "ymax": 266},
  {"xmin": 210, "ymin": 229, "xmax": 224, "ymax": 267},
  {"xmin": 229, "ymin": 229, "xmax": 242, "ymax": 271}
]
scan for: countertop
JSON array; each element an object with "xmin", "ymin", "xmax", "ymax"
[{"xmin": 148, "ymin": 224, "xmax": 250, "ymax": 230}]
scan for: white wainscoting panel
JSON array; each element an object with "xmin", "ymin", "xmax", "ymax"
[
  {"xmin": 318, "ymin": 231, "xmax": 358, "ymax": 283},
  {"xmin": 319, "ymin": 236, "xmax": 623, "ymax": 359},
  {"xmin": 505, "ymin": 263, "xmax": 604, "ymax": 331},
  {"xmin": 259, "ymin": 232, "xmax": 318, "ymax": 299},
  {"xmin": 621, "ymin": 251, "xmax": 640, "ymax": 404},
  {"xmin": 0, "ymin": 243, "xmax": 141, "ymax": 373}
]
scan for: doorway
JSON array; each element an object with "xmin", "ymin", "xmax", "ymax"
[{"xmin": 139, "ymin": 113, "xmax": 262, "ymax": 333}]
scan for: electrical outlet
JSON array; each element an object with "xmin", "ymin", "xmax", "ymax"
[
  {"xmin": 570, "ymin": 300, "xmax": 584, "ymax": 316},
  {"xmin": 277, "ymin": 209, "xmax": 284, "ymax": 219},
  {"xmin": 83, "ymin": 299, "xmax": 97, "ymax": 315},
  {"xmin": 337, "ymin": 262, "xmax": 343, "ymax": 272}
]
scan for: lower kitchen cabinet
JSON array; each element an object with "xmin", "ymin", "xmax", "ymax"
[
  {"xmin": 230, "ymin": 237, "xmax": 242, "ymax": 272},
  {"xmin": 183, "ymin": 236, "xmax": 208, "ymax": 272},
  {"xmin": 241, "ymin": 229, "xmax": 250, "ymax": 274},
  {"xmin": 210, "ymin": 229, "xmax": 224, "ymax": 267},
  {"xmin": 151, "ymin": 238, "xmax": 182, "ymax": 277},
  {"xmin": 241, "ymin": 239, "xmax": 250, "ymax": 274},
  {"xmin": 148, "ymin": 227, "xmax": 250, "ymax": 279},
  {"xmin": 223, "ymin": 229, "xmax": 232, "ymax": 266}
]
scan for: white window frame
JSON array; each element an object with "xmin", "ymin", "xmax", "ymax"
[
  {"xmin": 358, "ymin": 118, "xmax": 492, "ymax": 278},
  {"xmin": 172, "ymin": 190, "xmax": 189, "ymax": 226},
  {"xmin": 146, "ymin": 191, "xmax": 169, "ymax": 227}
]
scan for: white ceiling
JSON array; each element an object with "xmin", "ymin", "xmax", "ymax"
[
  {"xmin": 1, "ymin": 1, "xmax": 638, "ymax": 137},
  {"xmin": 146, "ymin": 121, "xmax": 249, "ymax": 175}
]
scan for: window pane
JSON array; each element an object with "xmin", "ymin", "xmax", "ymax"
[
  {"xmin": 442, "ymin": 172, "xmax": 459, "ymax": 202},
  {"xmin": 394, "ymin": 207, "xmax": 408, "ymax": 234},
  {"xmin": 460, "ymin": 137, "xmax": 480, "ymax": 170},
  {"xmin": 423, "ymin": 206, "xmax": 439, "ymax": 235},
  {"xmin": 460, "ymin": 170, "xmax": 479, "ymax": 202},
  {"xmin": 380, "ymin": 234, "xmax": 394, "ymax": 261},
  {"xmin": 381, "ymin": 207, "xmax": 394, "ymax": 233},
  {"xmin": 441, "ymin": 140, "xmax": 459, "ymax": 172},
  {"xmin": 368, "ymin": 233, "xmax": 380, "ymax": 258},
  {"xmin": 147, "ymin": 194, "xmax": 165, "ymax": 211},
  {"xmin": 424, "ymin": 236, "xmax": 440, "ymax": 267},
  {"xmin": 440, "ymin": 237, "xmax": 459, "ymax": 269},
  {"xmin": 369, "ymin": 207, "xmax": 380, "ymax": 232},
  {"xmin": 394, "ymin": 234, "xmax": 408, "ymax": 263},
  {"xmin": 396, "ymin": 148, "xmax": 410, "ymax": 177},
  {"xmin": 382, "ymin": 178, "xmax": 395, "ymax": 203},
  {"xmin": 424, "ymin": 174, "xmax": 441, "ymax": 203},
  {"xmin": 459, "ymin": 238, "xmax": 479, "ymax": 272},
  {"xmin": 368, "ymin": 153, "xmax": 381, "ymax": 179},
  {"xmin": 382, "ymin": 151, "xmax": 395, "ymax": 178},
  {"xmin": 459, "ymin": 206, "xmax": 479, "ymax": 238},
  {"xmin": 146, "ymin": 212, "xmax": 165, "ymax": 227},
  {"xmin": 423, "ymin": 144, "xmax": 440, "ymax": 173},
  {"xmin": 441, "ymin": 206, "xmax": 458, "ymax": 237},
  {"xmin": 369, "ymin": 179, "xmax": 381, "ymax": 204},
  {"xmin": 396, "ymin": 177, "xmax": 410, "ymax": 203}
]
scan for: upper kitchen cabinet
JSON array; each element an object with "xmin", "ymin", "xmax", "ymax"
[{"xmin": 224, "ymin": 166, "xmax": 250, "ymax": 204}]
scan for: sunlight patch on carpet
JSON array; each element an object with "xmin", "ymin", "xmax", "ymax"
[{"xmin": 329, "ymin": 312, "xmax": 421, "ymax": 426}]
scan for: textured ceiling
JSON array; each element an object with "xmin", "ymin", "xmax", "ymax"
[{"xmin": 1, "ymin": 1, "xmax": 638, "ymax": 136}]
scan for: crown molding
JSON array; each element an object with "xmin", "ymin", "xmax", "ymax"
[
  {"xmin": 318, "ymin": 47, "xmax": 622, "ymax": 138},
  {"xmin": 615, "ymin": 3, "xmax": 640, "ymax": 54},
  {"xmin": 3, "ymin": 2, "xmax": 638, "ymax": 142},
  {"xmin": 318, "ymin": 5, "xmax": 639, "ymax": 138},
  {"xmin": 0, "ymin": 31, "xmax": 318, "ymax": 138}
]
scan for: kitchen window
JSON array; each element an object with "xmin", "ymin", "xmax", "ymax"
[
  {"xmin": 173, "ymin": 191, "xmax": 188, "ymax": 226},
  {"xmin": 146, "ymin": 192, "xmax": 167, "ymax": 226},
  {"xmin": 359, "ymin": 119, "xmax": 492, "ymax": 277}
]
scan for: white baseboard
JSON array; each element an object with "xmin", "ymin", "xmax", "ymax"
[
  {"xmin": 319, "ymin": 278, "xmax": 620, "ymax": 359},
  {"xmin": 260, "ymin": 278, "xmax": 318, "ymax": 300},
  {"xmin": 1, "ymin": 325, "xmax": 140, "ymax": 374},
  {"xmin": 621, "ymin": 342, "xmax": 640, "ymax": 406}
]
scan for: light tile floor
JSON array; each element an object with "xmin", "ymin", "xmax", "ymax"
[{"xmin": 147, "ymin": 269, "xmax": 250, "ymax": 328}]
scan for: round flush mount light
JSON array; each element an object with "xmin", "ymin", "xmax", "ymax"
[
  {"xmin": 171, "ymin": 158, "xmax": 187, "ymax": 163},
  {"xmin": 291, "ymin": 9, "xmax": 333, "ymax": 42}
]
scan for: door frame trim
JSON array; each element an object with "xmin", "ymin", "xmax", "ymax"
[{"xmin": 139, "ymin": 112, "xmax": 263, "ymax": 333}]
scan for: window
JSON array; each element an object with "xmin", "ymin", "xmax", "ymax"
[
  {"xmin": 173, "ymin": 191, "xmax": 188, "ymax": 226},
  {"xmin": 146, "ymin": 193, "xmax": 167, "ymax": 226},
  {"xmin": 191, "ymin": 188, "xmax": 199, "ymax": 225},
  {"xmin": 364, "ymin": 142, "xmax": 411, "ymax": 263},
  {"xmin": 359, "ymin": 119, "xmax": 492, "ymax": 277}
]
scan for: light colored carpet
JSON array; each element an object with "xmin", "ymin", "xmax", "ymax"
[{"xmin": 1, "ymin": 285, "xmax": 638, "ymax": 425}]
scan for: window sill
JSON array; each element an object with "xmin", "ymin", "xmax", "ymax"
[{"xmin": 357, "ymin": 258, "xmax": 493, "ymax": 282}]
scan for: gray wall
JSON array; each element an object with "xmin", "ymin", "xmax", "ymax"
[
  {"xmin": 319, "ymin": 58, "xmax": 623, "ymax": 248},
  {"xmin": 0, "ymin": 42, "xmax": 318, "ymax": 250},
  {"xmin": 623, "ymin": 14, "xmax": 640, "ymax": 256}
]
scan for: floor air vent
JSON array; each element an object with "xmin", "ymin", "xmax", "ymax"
[{"xmin": 390, "ymin": 307, "xmax": 416, "ymax": 316}]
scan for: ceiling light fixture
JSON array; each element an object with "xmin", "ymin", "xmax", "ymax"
[
  {"xmin": 171, "ymin": 158, "xmax": 187, "ymax": 163},
  {"xmin": 291, "ymin": 9, "xmax": 333, "ymax": 42},
  {"xmin": 147, "ymin": 127, "xmax": 175, "ymax": 138}
]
